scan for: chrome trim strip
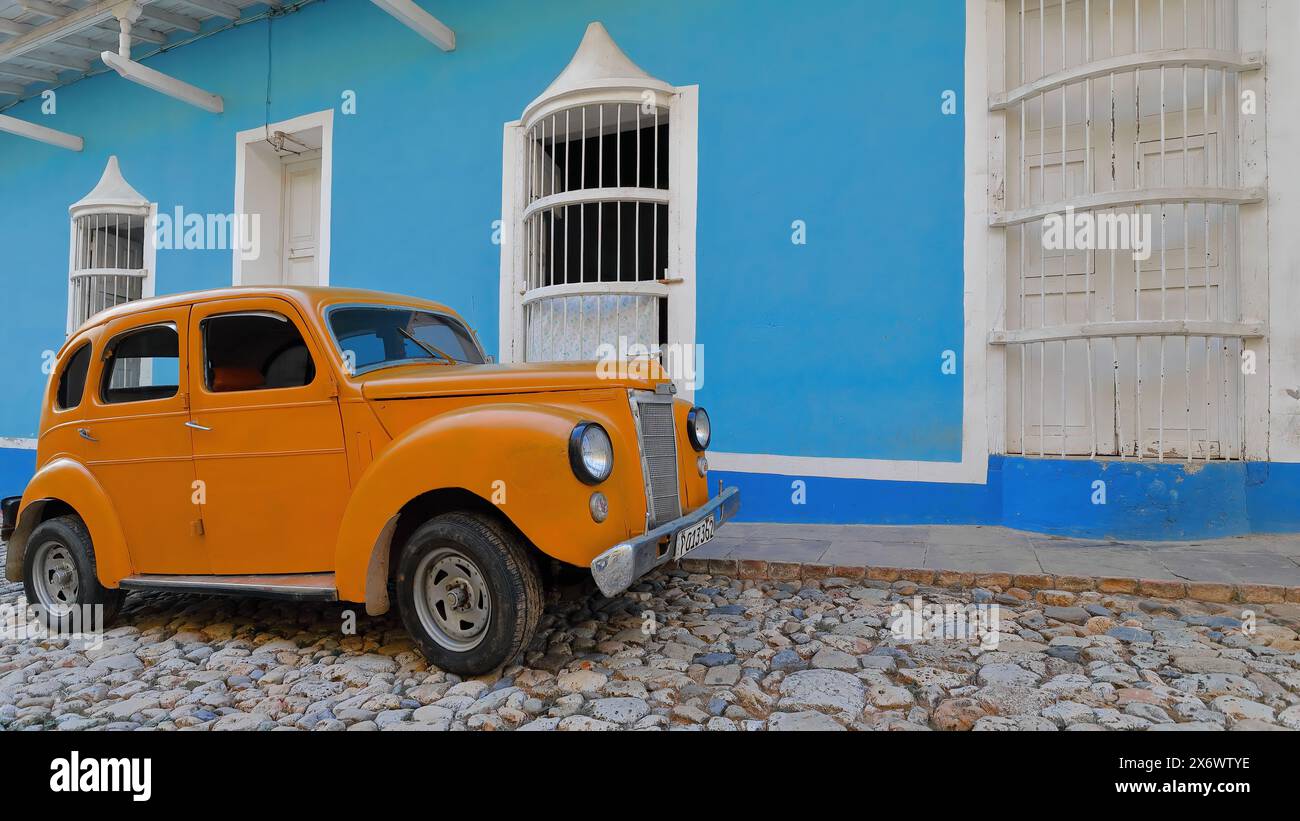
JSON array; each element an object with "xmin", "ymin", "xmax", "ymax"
[
  {"xmin": 119, "ymin": 573, "xmax": 338, "ymax": 602},
  {"xmin": 627, "ymin": 389, "xmax": 655, "ymax": 531}
]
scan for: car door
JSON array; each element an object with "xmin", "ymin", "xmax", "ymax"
[
  {"xmin": 83, "ymin": 306, "xmax": 209, "ymax": 574},
  {"xmin": 186, "ymin": 297, "xmax": 350, "ymax": 573}
]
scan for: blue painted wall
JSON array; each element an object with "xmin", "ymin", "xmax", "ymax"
[
  {"xmin": 0, "ymin": 0, "xmax": 966, "ymax": 458},
  {"xmin": 0, "ymin": 449, "xmax": 37, "ymax": 504}
]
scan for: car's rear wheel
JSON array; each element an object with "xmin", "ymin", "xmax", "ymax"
[
  {"xmin": 22, "ymin": 514, "xmax": 124, "ymax": 629},
  {"xmin": 395, "ymin": 512, "xmax": 542, "ymax": 675}
]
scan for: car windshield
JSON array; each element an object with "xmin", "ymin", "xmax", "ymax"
[{"xmin": 329, "ymin": 305, "xmax": 485, "ymax": 373}]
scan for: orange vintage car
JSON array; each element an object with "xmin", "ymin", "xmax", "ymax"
[{"xmin": 0, "ymin": 287, "xmax": 739, "ymax": 674}]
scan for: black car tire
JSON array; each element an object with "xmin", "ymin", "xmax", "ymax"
[
  {"xmin": 22, "ymin": 514, "xmax": 125, "ymax": 629},
  {"xmin": 395, "ymin": 512, "xmax": 542, "ymax": 675}
]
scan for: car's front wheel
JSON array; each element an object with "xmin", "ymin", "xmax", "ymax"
[
  {"xmin": 395, "ymin": 512, "xmax": 542, "ymax": 675},
  {"xmin": 22, "ymin": 514, "xmax": 124, "ymax": 629}
]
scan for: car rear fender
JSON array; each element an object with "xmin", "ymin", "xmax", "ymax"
[{"xmin": 5, "ymin": 458, "xmax": 132, "ymax": 587}]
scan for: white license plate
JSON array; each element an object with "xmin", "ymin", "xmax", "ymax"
[{"xmin": 674, "ymin": 514, "xmax": 717, "ymax": 559}]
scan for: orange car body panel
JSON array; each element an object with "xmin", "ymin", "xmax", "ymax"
[
  {"xmin": 9, "ymin": 287, "xmax": 709, "ymax": 605},
  {"xmin": 13, "ymin": 458, "xmax": 134, "ymax": 584}
]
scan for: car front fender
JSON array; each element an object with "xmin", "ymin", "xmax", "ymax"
[{"xmin": 333, "ymin": 401, "xmax": 646, "ymax": 605}]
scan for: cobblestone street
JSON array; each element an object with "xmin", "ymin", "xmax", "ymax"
[{"xmin": 4, "ymin": 538, "xmax": 1299, "ymax": 731}]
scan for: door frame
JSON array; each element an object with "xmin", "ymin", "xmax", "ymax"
[{"xmin": 233, "ymin": 109, "xmax": 334, "ymax": 287}]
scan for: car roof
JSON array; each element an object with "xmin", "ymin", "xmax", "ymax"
[{"xmin": 63, "ymin": 286, "xmax": 463, "ymax": 352}]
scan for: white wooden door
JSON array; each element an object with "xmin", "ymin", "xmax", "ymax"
[
  {"xmin": 1003, "ymin": 0, "xmax": 1243, "ymax": 459},
  {"xmin": 282, "ymin": 155, "xmax": 322, "ymax": 286}
]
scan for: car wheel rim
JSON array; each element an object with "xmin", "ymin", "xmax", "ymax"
[
  {"xmin": 413, "ymin": 546, "xmax": 491, "ymax": 652},
  {"xmin": 32, "ymin": 540, "xmax": 79, "ymax": 614}
]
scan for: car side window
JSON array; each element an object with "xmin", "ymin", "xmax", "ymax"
[
  {"xmin": 202, "ymin": 311, "xmax": 316, "ymax": 392},
  {"xmin": 101, "ymin": 324, "xmax": 181, "ymax": 405},
  {"xmin": 55, "ymin": 343, "xmax": 92, "ymax": 411}
]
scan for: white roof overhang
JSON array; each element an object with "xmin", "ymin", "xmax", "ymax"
[{"xmin": 0, "ymin": 0, "xmax": 457, "ymax": 150}]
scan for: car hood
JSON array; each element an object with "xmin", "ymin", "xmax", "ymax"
[{"xmin": 357, "ymin": 361, "xmax": 668, "ymax": 400}]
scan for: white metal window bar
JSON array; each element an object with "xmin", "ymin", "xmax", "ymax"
[
  {"xmin": 506, "ymin": 22, "xmax": 686, "ymax": 366},
  {"xmin": 70, "ymin": 211, "xmax": 147, "ymax": 330},
  {"xmin": 522, "ymin": 101, "xmax": 671, "ymax": 362},
  {"xmin": 993, "ymin": 0, "xmax": 1263, "ymax": 461}
]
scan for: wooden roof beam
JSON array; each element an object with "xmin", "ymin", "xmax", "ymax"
[
  {"xmin": 0, "ymin": 64, "xmax": 58, "ymax": 83},
  {"xmin": 0, "ymin": 112, "xmax": 83, "ymax": 150},
  {"xmin": 171, "ymin": 0, "xmax": 239, "ymax": 20},
  {"xmin": 369, "ymin": 0, "xmax": 455, "ymax": 52},
  {"xmin": 99, "ymin": 3, "xmax": 223, "ymax": 113}
]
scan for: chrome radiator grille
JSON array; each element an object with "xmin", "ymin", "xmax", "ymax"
[{"xmin": 632, "ymin": 392, "xmax": 682, "ymax": 528}]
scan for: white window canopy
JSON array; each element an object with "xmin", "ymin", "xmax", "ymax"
[
  {"xmin": 521, "ymin": 21, "xmax": 675, "ymax": 126},
  {"xmin": 70, "ymin": 154, "xmax": 151, "ymax": 218}
]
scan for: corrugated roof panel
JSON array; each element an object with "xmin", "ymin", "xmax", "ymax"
[{"xmin": 0, "ymin": 0, "xmax": 270, "ymax": 105}]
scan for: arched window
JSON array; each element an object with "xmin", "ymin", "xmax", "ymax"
[
  {"xmin": 67, "ymin": 156, "xmax": 155, "ymax": 334},
  {"xmin": 499, "ymin": 23, "xmax": 698, "ymax": 391}
]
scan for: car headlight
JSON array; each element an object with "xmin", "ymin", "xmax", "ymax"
[
  {"xmin": 687, "ymin": 406, "xmax": 711, "ymax": 451},
  {"xmin": 569, "ymin": 422, "xmax": 614, "ymax": 484}
]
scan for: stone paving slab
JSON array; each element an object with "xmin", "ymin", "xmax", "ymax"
[
  {"xmin": 4, "ymin": 557, "xmax": 1300, "ymax": 731},
  {"xmin": 698, "ymin": 524, "xmax": 1300, "ymax": 589}
]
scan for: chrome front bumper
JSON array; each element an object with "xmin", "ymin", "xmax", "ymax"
[{"xmin": 589, "ymin": 486, "xmax": 741, "ymax": 598}]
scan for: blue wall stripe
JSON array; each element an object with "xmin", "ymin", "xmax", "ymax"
[{"xmin": 712, "ymin": 454, "xmax": 1300, "ymax": 540}]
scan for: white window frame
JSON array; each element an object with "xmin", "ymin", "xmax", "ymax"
[{"xmin": 232, "ymin": 108, "xmax": 334, "ymax": 287}]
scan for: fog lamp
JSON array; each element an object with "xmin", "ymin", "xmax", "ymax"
[{"xmin": 589, "ymin": 491, "xmax": 609, "ymax": 523}]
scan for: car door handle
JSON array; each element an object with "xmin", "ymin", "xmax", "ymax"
[
  {"xmin": 185, "ymin": 421, "xmax": 213, "ymax": 432},
  {"xmin": 78, "ymin": 428, "xmax": 98, "ymax": 443}
]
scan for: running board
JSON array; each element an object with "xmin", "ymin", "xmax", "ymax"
[{"xmin": 118, "ymin": 573, "xmax": 338, "ymax": 602}]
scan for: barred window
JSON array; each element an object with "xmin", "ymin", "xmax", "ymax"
[
  {"xmin": 68, "ymin": 156, "xmax": 153, "ymax": 334},
  {"xmin": 70, "ymin": 212, "xmax": 148, "ymax": 329},
  {"xmin": 501, "ymin": 22, "xmax": 698, "ymax": 377},
  {"xmin": 522, "ymin": 100, "xmax": 670, "ymax": 361},
  {"xmin": 994, "ymin": 0, "xmax": 1261, "ymax": 460}
]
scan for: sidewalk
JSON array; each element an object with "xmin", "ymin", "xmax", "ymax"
[{"xmin": 697, "ymin": 522, "xmax": 1300, "ymax": 589}]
